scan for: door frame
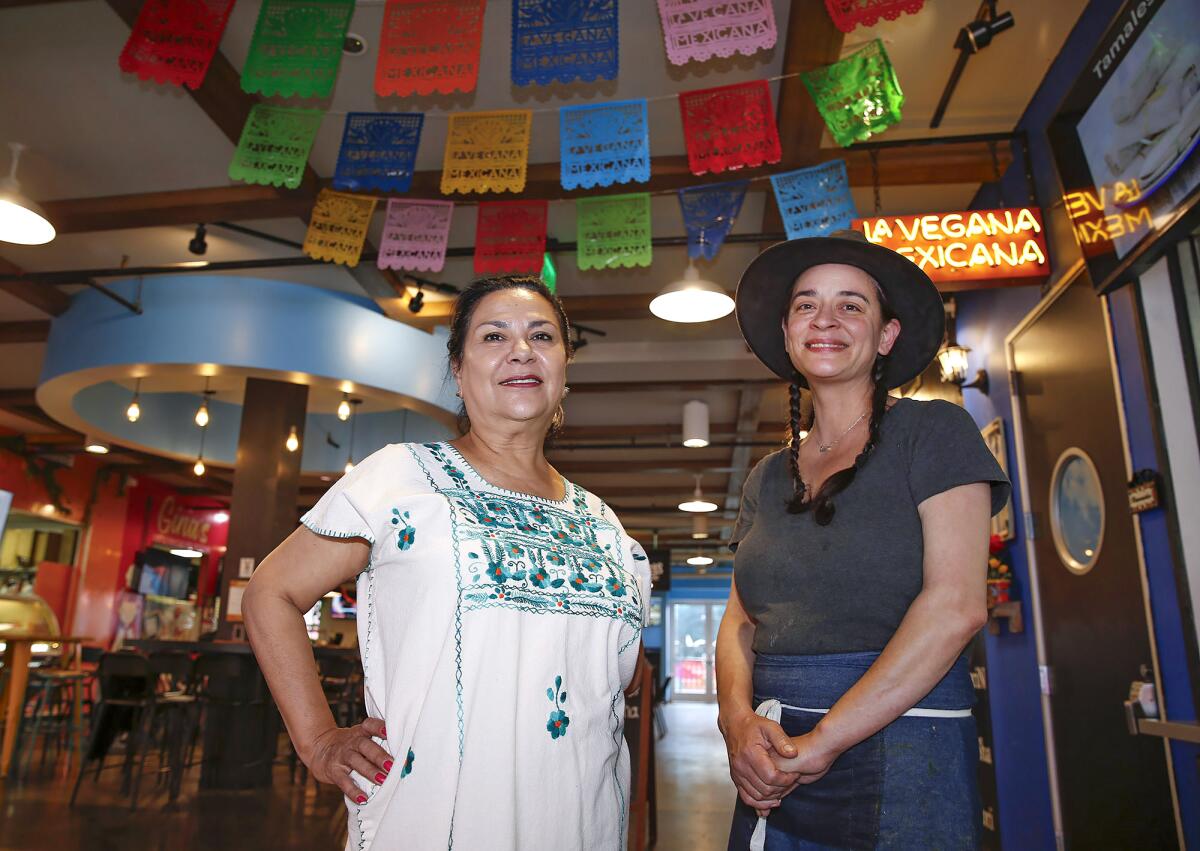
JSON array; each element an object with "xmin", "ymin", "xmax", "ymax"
[
  {"xmin": 1005, "ymin": 260, "xmax": 1183, "ymax": 849},
  {"xmin": 666, "ymin": 599, "xmax": 723, "ymax": 702}
]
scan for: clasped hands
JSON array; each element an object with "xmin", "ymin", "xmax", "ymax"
[{"xmin": 721, "ymin": 712, "xmax": 839, "ymax": 818}]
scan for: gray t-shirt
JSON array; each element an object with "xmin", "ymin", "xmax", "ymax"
[{"xmin": 731, "ymin": 398, "xmax": 1011, "ymax": 656}]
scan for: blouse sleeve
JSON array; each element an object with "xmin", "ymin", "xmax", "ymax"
[
  {"xmin": 300, "ymin": 444, "xmax": 413, "ymax": 554},
  {"xmin": 909, "ymin": 400, "xmax": 1012, "ymax": 516},
  {"xmin": 730, "ymin": 455, "xmax": 768, "ymax": 551},
  {"xmin": 627, "ymin": 537, "xmax": 653, "ymax": 628}
]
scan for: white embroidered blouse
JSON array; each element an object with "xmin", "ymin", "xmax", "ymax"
[{"xmin": 300, "ymin": 442, "xmax": 650, "ymax": 851}]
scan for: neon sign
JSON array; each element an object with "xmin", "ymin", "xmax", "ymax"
[
  {"xmin": 155, "ymin": 495, "xmax": 213, "ymax": 546},
  {"xmin": 1063, "ymin": 179, "xmax": 1153, "ymax": 256},
  {"xmin": 853, "ymin": 208, "xmax": 1049, "ymax": 283}
]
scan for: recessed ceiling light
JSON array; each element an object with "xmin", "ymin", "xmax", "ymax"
[{"xmin": 343, "ymin": 33, "xmax": 367, "ymax": 55}]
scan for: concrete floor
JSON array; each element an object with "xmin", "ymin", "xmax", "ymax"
[
  {"xmin": 656, "ymin": 702, "xmax": 736, "ymax": 851},
  {"xmin": 0, "ymin": 701, "xmax": 735, "ymax": 850}
]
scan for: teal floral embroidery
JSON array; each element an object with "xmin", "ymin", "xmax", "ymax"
[
  {"xmin": 399, "ymin": 748, "xmax": 414, "ymax": 778},
  {"xmin": 391, "ymin": 509, "xmax": 416, "ymax": 550},
  {"xmin": 418, "ymin": 442, "xmax": 642, "ymax": 629},
  {"xmin": 546, "ymin": 676, "xmax": 569, "ymax": 740}
]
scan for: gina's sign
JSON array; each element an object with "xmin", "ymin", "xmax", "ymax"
[
  {"xmin": 853, "ymin": 208, "xmax": 1050, "ymax": 284},
  {"xmin": 155, "ymin": 496, "xmax": 212, "ymax": 546}
]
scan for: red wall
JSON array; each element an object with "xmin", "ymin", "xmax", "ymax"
[{"xmin": 0, "ymin": 434, "xmax": 228, "ymax": 646}]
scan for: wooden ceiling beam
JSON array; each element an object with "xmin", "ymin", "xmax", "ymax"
[
  {"xmin": 553, "ymin": 459, "xmax": 756, "ymax": 474},
  {"xmin": 0, "ymin": 257, "xmax": 71, "ymax": 317},
  {"xmin": 0, "ymin": 320, "xmax": 50, "ymax": 343},
  {"xmin": 567, "ymin": 378, "xmax": 781, "ymax": 395},
  {"xmin": 556, "ymin": 422, "xmax": 786, "ymax": 439},
  {"xmin": 39, "ymin": 142, "xmax": 1010, "ymax": 236}
]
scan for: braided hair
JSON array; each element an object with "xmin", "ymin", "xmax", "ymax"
[{"xmin": 785, "ymin": 288, "xmax": 898, "ymax": 525}]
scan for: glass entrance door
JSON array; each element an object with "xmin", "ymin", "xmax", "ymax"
[{"xmin": 669, "ymin": 601, "xmax": 725, "ymax": 701}]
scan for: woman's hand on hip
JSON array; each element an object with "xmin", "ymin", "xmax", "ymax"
[
  {"xmin": 721, "ymin": 711, "xmax": 800, "ymax": 812},
  {"xmin": 305, "ymin": 717, "xmax": 392, "ymax": 802}
]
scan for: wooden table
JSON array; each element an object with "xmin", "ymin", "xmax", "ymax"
[{"xmin": 0, "ymin": 635, "xmax": 90, "ymax": 778}]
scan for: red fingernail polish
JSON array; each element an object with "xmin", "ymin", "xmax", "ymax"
[
  {"xmin": 355, "ymin": 795, "xmax": 367, "ymax": 805},
  {"xmin": 383, "ymin": 760, "xmax": 393, "ymax": 772},
  {"xmin": 375, "ymin": 772, "xmax": 386, "ymax": 783}
]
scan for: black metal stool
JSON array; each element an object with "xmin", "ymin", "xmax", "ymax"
[{"xmin": 69, "ymin": 651, "xmax": 156, "ymax": 810}]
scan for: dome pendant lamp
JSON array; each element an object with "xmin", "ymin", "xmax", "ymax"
[
  {"xmin": 679, "ymin": 474, "xmax": 718, "ymax": 513},
  {"xmin": 0, "ymin": 143, "xmax": 55, "ymax": 245},
  {"xmin": 649, "ymin": 263, "xmax": 734, "ymax": 324}
]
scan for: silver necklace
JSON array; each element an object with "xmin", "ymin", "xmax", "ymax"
[{"xmin": 811, "ymin": 410, "xmax": 868, "ymax": 454}]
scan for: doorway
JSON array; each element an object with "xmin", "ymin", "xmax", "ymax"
[
  {"xmin": 669, "ymin": 601, "xmax": 725, "ymax": 702},
  {"xmin": 1009, "ymin": 271, "xmax": 1178, "ymax": 848}
]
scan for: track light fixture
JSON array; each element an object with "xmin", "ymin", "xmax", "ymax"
[
  {"xmin": 569, "ymin": 322, "xmax": 606, "ymax": 352},
  {"xmin": 408, "ymin": 284, "xmax": 425, "ymax": 314},
  {"xmin": 959, "ymin": 5, "xmax": 1014, "ymax": 53},
  {"xmin": 188, "ymin": 223, "xmax": 208, "ymax": 256}
]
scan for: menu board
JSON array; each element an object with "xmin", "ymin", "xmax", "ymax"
[{"xmin": 1050, "ymin": 0, "xmax": 1200, "ymax": 292}]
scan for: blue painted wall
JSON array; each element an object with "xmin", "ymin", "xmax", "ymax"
[
  {"xmin": 957, "ymin": 284, "xmax": 1055, "ymax": 851},
  {"xmin": 957, "ymin": 0, "xmax": 1199, "ymax": 846}
]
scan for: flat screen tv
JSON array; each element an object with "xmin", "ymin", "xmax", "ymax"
[{"xmin": 1049, "ymin": 0, "xmax": 1200, "ymax": 292}]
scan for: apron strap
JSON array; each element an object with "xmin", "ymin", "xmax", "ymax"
[{"xmin": 749, "ymin": 699, "xmax": 783, "ymax": 851}]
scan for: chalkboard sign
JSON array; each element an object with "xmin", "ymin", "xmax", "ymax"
[{"xmin": 646, "ymin": 548, "xmax": 671, "ymax": 592}]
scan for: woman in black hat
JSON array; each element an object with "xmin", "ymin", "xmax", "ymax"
[{"xmin": 716, "ymin": 231, "xmax": 1010, "ymax": 850}]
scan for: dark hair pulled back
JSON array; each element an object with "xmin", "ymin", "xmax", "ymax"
[
  {"xmin": 784, "ymin": 284, "xmax": 898, "ymax": 525},
  {"xmin": 446, "ymin": 275, "xmax": 573, "ymax": 435}
]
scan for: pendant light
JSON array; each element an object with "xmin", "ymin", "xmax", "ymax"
[
  {"xmin": 344, "ymin": 398, "xmax": 362, "ymax": 474},
  {"xmin": 682, "ymin": 400, "xmax": 710, "ymax": 448},
  {"xmin": 193, "ymin": 428, "xmax": 207, "ymax": 477},
  {"xmin": 649, "ymin": 263, "xmax": 734, "ymax": 324},
  {"xmin": 687, "ymin": 553, "xmax": 714, "ymax": 566},
  {"xmin": 194, "ymin": 377, "xmax": 213, "ymax": 428},
  {"xmin": 691, "ymin": 514, "xmax": 709, "ymax": 539},
  {"xmin": 679, "ymin": 474, "xmax": 718, "ymax": 513},
  {"xmin": 126, "ymin": 378, "xmax": 142, "ymax": 423},
  {"xmin": 337, "ymin": 392, "xmax": 352, "ymax": 421},
  {"xmin": 285, "ymin": 425, "xmax": 300, "ymax": 453},
  {"xmin": 84, "ymin": 437, "xmax": 110, "ymax": 455},
  {"xmin": 0, "ymin": 143, "xmax": 55, "ymax": 245}
]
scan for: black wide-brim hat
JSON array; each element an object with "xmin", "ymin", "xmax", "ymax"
[{"xmin": 735, "ymin": 229, "xmax": 945, "ymax": 389}]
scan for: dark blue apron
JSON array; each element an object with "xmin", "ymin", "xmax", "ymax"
[{"xmin": 727, "ymin": 652, "xmax": 981, "ymax": 851}]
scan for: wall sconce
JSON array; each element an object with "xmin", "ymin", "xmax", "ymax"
[{"xmin": 937, "ymin": 344, "xmax": 989, "ymax": 394}]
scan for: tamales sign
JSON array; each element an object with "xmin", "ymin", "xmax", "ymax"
[{"xmin": 853, "ymin": 207, "xmax": 1050, "ymax": 285}]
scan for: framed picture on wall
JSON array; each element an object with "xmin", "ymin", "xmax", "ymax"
[{"xmin": 982, "ymin": 418, "xmax": 1015, "ymax": 540}]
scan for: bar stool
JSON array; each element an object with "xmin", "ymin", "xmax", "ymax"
[
  {"xmin": 16, "ymin": 659, "xmax": 88, "ymax": 778},
  {"xmin": 69, "ymin": 651, "xmax": 156, "ymax": 810},
  {"xmin": 144, "ymin": 651, "xmax": 199, "ymax": 803}
]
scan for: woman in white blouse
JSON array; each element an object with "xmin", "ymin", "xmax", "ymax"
[{"xmin": 244, "ymin": 276, "xmax": 650, "ymax": 851}]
